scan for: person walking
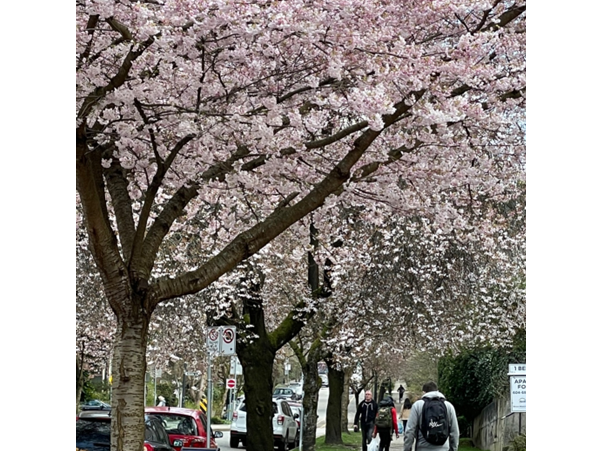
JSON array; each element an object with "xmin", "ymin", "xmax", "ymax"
[
  {"xmin": 403, "ymin": 381, "xmax": 460, "ymax": 451},
  {"xmin": 397, "ymin": 384, "xmax": 405, "ymax": 403},
  {"xmin": 399, "ymin": 397, "xmax": 412, "ymax": 433},
  {"xmin": 156, "ymin": 395, "xmax": 166, "ymax": 406},
  {"xmin": 372, "ymin": 396, "xmax": 399, "ymax": 451},
  {"xmin": 354, "ymin": 390, "xmax": 378, "ymax": 451}
]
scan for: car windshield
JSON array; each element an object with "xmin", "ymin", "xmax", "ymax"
[
  {"xmin": 148, "ymin": 413, "xmax": 198, "ymax": 436},
  {"xmin": 76, "ymin": 419, "xmax": 111, "ymax": 450}
]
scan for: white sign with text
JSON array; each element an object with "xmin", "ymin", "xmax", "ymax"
[{"xmin": 508, "ymin": 362, "xmax": 526, "ymax": 413}]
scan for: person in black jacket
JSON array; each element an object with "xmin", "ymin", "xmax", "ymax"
[
  {"xmin": 354, "ymin": 390, "xmax": 378, "ymax": 451},
  {"xmin": 397, "ymin": 384, "xmax": 405, "ymax": 402}
]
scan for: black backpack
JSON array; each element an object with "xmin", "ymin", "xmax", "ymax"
[{"xmin": 420, "ymin": 397, "xmax": 450, "ymax": 445}]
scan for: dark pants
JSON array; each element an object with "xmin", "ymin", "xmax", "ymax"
[
  {"xmin": 361, "ymin": 422, "xmax": 374, "ymax": 451},
  {"xmin": 376, "ymin": 427, "xmax": 392, "ymax": 451}
]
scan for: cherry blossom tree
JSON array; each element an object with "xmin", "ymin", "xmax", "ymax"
[{"xmin": 76, "ymin": 0, "xmax": 525, "ymax": 450}]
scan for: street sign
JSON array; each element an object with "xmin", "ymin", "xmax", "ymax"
[
  {"xmin": 508, "ymin": 363, "xmax": 526, "ymax": 413},
  {"xmin": 510, "ymin": 375, "xmax": 526, "ymax": 412},
  {"xmin": 207, "ymin": 326, "xmax": 237, "ymax": 356},
  {"xmin": 230, "ymin": 356, "xmax": 243, "ymax": 375},
  {"xmin": 221, "ymin": 326, "xmax": 236, "ymax": 355},
  {"xmin": 207, "ymin": 327, "xmax": 220, "ymax": 354},
  {"xmin": 226, "ymin": 378, "xmax": 236, "ymax": 389}
]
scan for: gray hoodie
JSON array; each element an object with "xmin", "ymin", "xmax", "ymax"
[{"xmin": 403, "ymin": 391, "xmax": 459, "ymax": 451}]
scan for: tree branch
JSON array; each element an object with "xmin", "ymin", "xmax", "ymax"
[
  {"xmin": 76, "ymin": 126, "xmax": 129, "ymax": 303},
  {"xmin": 77, "ymin": 34, "xmax": 156, "ymax": 121},
  {"xmin": 149, "ymin": 92, "xmax": 425, "ymax": 306},
  {"xmin": 483, "ymin": 4, "xmax": 526, "ymax": 31}
]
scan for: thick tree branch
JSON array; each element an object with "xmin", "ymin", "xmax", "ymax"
[
  {"xmin": 104, "ymin": 159, "xmax": 137, "ymax": 259},
  {"xmin": 483, "ymin": 3, "xmax": 526, "ymax": 31},
  {"xmin": 106, "ymin": 17, "xmax": 133, "ymax": 41},
  {"xmin": 76, "ymin": 127, "xmax": 129, "ymax": 306},
  {"xmin": 270, "ymin": 299, "xmax": 316, "ymax": 350},
  {"xmin": 149, "ymin": 92, "xmax": 425, "ymax": 306}
]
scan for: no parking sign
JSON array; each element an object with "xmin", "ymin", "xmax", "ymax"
[{"xmin": 206, "ymin": 326, "xmax": 237, "ymax": 356}]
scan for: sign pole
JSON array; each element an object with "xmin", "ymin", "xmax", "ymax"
[
  {"xmin": 207, "ymin": 352, "xmax": 212, "ymax": 447},
  {"xmin": 206, "ymin": 325, "xmax": 236, "ymax": 447}
]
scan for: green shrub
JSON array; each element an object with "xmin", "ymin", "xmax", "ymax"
[
  {"xmin": 507, "ymin": 433, "xmax": 526, "ymax": 451},
  {"xmin": 438, "ymin": 328, "xmax": 526, "ymax": 424}
]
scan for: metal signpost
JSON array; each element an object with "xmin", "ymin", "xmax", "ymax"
[
  {"xmin": 228, "ymin": 356, "xmax": 242, "ymax": 420},
  {"xmin": 206, "ymin": 326, "xmax": 237, "ymax": 444}
]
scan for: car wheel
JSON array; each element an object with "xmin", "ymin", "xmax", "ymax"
[
  {"xmin": 230, "ymin": 436, "xmax": 239, "ymax": 448},
  {"xmin": 278, "ymin": 433, "xmax": 287, "ymax": 451}
]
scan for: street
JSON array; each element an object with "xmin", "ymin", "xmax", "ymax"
[{"xmin": 215, "ymin": 386, "xmax": 359, "ymax": 450}]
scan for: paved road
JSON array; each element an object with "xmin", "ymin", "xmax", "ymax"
[{"xmin": 215, "ymin": 386, "xmax": 359, "ymax": 450}]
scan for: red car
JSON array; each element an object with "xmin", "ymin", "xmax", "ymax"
[{"xmin": 145, "ymin": 406, "xmax": 222, "ymax": 451}]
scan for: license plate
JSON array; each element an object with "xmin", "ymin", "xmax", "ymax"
[{"xmin": 173, "ymin": 439, "xmax": 183, "ymax": 447}]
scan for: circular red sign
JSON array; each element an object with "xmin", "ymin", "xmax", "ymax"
[
  {"xmin": 223, "ymin": 328, "xmax": 234, "ymax": 343},
  {"xmin": 226, "ymin": 379, "xmax": 236, "ymax": 389}
]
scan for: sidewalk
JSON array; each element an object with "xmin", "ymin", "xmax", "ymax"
[{"xmin": 387, "ymin": 435, "xmax": 405, "ymax": 450}]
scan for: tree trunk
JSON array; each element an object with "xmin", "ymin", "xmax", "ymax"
[
  {"xmin": 76, "ymin": 353, "xmax": 85, "ymax": 415},
  {"xmin": 324, "ymin": 361, "xmax": 345, "ymax": 445},
  {"xmin": 238, "ymin": 338, "xmax": 276, "ymax": 451},
  {"xmin": 299, "ymin": 346, "xmax": 323, "ymax": 451},
  {"xmin": 110, "ymin": 309, "xmax": 150, "ymax": 451},
  {"xmin": 341, "ymin": 367, "xmax": 353, "ymax": 434}
]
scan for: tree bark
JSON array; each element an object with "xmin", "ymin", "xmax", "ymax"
[
  {"xmin": 76, "ymin": 353, "xmax": 86, "ymax": 415},
  {"xmin": 237, "ymin": 337, "xmax": 277, "ymax": 451},
  {"xmin": 297, "ymin": 341, "xmax": 324, "ymax": 451},
  {"xmin": 341, "ymin": 367, "xmax": 353, "ymax": 434},
  {"xmin": 110, "ymin": 310, "xmax": 150, "ymax": 451},
  {"xmin": 324, "ymin": 360, "xmax": 345, "ymax": 445}
]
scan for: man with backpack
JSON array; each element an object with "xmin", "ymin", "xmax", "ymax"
[
  {"xmin": 372, "ymin": 396, "xmax": 399, "ymax": 451},
  {"xmin": 403, "ymin": 381, "xmax": 459, "ymax": 451}
]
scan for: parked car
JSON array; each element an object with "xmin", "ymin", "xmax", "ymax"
[
  {"xmin": 230, "ymin": 397, "xmax": 298, "ymax": 450},
  {"xmin": 76, "ymin": 410, "xmax": 175, "ymax": 451},
  {"xmin": 286, "ymin": 400, "xmax": 303, "ymax": 435},
  {"xmin": 287, "ymin": 383, "xmax": 304, "ymax": 400},
  {"xmin": 145, "ymin": 406, "xmax": 222, "ymax": 451},
  {"xmin": 80, "ymin": 399, "xmax": 111, "ymax": 411},
  {"xmin": 273, "ymin": 387, "xmax": 295, "ymax": 400}
]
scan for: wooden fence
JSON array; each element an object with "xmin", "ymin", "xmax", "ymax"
[{"xmin": 471, "ymin": 395, "xmax": 526, "ymax": 451}]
